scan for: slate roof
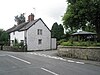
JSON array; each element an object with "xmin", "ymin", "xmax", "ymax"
[
  {"xmin": 19, "ymin": 18, "xmax": 39, "ymax": 31},
  {"xmin": 6, "ymin": 18, "xmax": 40, "ymax": 33},
  {"xmin": 72, "ymin": 31, "xmax": 96, "ymax": 35}
]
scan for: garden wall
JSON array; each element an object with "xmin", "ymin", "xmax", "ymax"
[
  {"xmin": 58, "ymin": 46, "xmax": 100, "ymax": 61},
  {"xmin": 0, "ymin": 46, "xmax": 25, "ymax": 52}
]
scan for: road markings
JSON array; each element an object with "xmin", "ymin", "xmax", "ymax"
[
  {"xmin": 7, "ymin": 55, "xmax": 31, "ymax": 64},
  {"xmin": 67, "ymin": 60, "xmax": 75, "ymax": 63},
  {"xmin": 28, "ymin": 52, "xmax": 85, "ymax": 65},
  {"xmin": 41, "ymin": 67, "xmax": 59, "ymax": 75},
  {"xmin": 76, "ymin": 61, "xmax": 85, "ymax": 64}
]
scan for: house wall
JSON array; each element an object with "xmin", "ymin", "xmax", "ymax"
[
  {"xmin": 10, "ymin": 31, "xmax": 24, "ymax": 46},
  {"xmin": 51, "ymin": 38, "xmax": 57, "ymax": 49},
  {"xmin": 27, "ymin": 20, "xmax": 51, "ymax": 51}
]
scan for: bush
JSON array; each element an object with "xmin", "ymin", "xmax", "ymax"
[
  {"xmin": 61, "ymin": 41, "xmax": 73, "ymax": 46},
  {"xmin": 13, "ymin": 39, "xmax": 24, "ymax": 49},
  {"xmin": 58, "ymin": 39, "xmax": 66, "ymax": 45},
  {"xmin": 60, "ymin": 40, "xmax": 100, "ymax": 47},
  {"xmin": 95, "ymin": 42, "xmax": 100, "ymax": 46}
]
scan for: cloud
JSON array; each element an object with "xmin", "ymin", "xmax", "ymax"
[
  {"xmin": 35, "ymin": 0, "xmax": 67, "ymax": 24},
  {"xmin": 46, "ymin": 5, "xmax": 66, "ymax": 21},
  {"xmin": 0, "ymin": 0, "xmax": 67, "ymax": 30}
]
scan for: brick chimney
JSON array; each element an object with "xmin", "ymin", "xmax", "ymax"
[{"xmin": 28, "ymin": 13, "xmax": 34, "ymax": 22}]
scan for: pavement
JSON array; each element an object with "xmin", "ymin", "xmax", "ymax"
[
  {"xmin": 0, "ymin": 50, "xmax": 100, "ymax": 75},
  {"xmin": 34, "ymin": 50, "xmax": 100, "ymax": 66}
]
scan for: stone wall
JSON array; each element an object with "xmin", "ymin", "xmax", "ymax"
[
  {"xmin": 58, "ymin": 46, "xmax": 100, "ymax": 61},
  {"xmin": 0, "ymin": 46, "xmax": 25, "ymax": 52}
]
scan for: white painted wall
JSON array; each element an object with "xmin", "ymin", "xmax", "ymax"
[
  {"xmin": 27, "ymin": 20, "xmax": 51, "ymax": 51},
  {"xmin": 10, "ymin": 31, "xmax": 24, "ymax": 46},
  {"xmin": 9, "ymin": 19, "xmax": 56, "ymax": 51},
  {"xmin": 51, "ymin": 38, "xmax": 57, "ymax": 49}
]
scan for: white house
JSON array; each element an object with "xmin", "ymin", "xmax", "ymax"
[{"xmin": 7, "ymin": 13, "xmax": 56, "ymax": 51}]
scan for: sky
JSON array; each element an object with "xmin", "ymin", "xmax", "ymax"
[{"xmin": 0, "ymin": 0, "xmax": 67, "ymax": 30}]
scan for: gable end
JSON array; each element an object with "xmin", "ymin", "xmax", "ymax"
[{"xmin": 39, "ymin": 18, "xmax": 51, "ymax": 32}]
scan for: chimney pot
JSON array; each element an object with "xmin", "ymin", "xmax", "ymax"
[{"xmin": 28, "ymin": 13, "xmax": 34, "ymax": 22}]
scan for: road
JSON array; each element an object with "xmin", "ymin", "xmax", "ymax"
[{"xmin": 0, "ymin": 51, "xmax": 100, "ymax": 75}]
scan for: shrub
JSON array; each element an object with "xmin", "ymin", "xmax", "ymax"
[
  {"xmin": 13, "ymin": 39, "xmax": 24, "ymax": 49},
  {"xmin": 96, "ymin": 42, "xmax": 100, "ymax": 46},
  {"xmin": 13, "ymin": 39, "xmax": 19, "ymax": 48},
  {"xmin": 58, "ymin": 39, "xmax": 66, "ymax": 45},
  {"xmin": 61, "ymin": 41, "xmax": 73, "ymax": 46},
  {"xmin": 60, "ymin": 40, "xmax": 100, "ymax": 47}
]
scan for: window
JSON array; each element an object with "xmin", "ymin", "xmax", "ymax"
[
  {"xmin": 21, "ymin": 40, "xmax": 24, "ymax": 42},
  {"xmin": 40, "ymin": 29, "xmax": 42, "ymax": 35},
  {"xmin": 37, "ymin": 29, "xmax": 39, "ymax": 35},
  {"xmin": 38, "ymin": 39, "xmax": 42, "ymax": 44},
  {"xmin": 37, "ymin": 29, "xmax": 42, "ymax": 35},
  {"xmin": 13, "ymin": 32, "xmax": 15, "ymax": 35},
  {"xmin": 20, "ymin": 40, "xmax": 24, "ymax": 44}
]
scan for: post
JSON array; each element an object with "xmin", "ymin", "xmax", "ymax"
[{"xmin": 24, "ymin": 30, "xmax": 27, "ymax": 52}]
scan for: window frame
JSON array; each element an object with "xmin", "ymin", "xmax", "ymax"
[
  {"xmin": 13, "ymin": 32, "xmax": 15, "ymax": 35},
  {"xmin": 37, "ymin": 29, "xmax": 42, "ymax": 35},
  {"xmin": 38, "ymin": 39, "xmax": 42, "ymax": 45}
]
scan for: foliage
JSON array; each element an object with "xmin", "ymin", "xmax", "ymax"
[
  {"xmin": 13, "ymin": 39, "xmax": 24, "ymax": 49},
  {"xmin": 0, "ymin": 29, "xmax": 3, "ymax": 36},
  {"xmin": 61, "ymin": 41, "xmax": 73, "ymax": 46},
  {"xmin": 65, "ymin": 32, "xmax": 71, "ymax": 40},
  {"xmin": 13, "ymin": 38, "xmax": 18, "ymax": 46},
  {"xmin": 63, "ymin": 0, "xmax": 100, "ymax": 40},
  {"xmin": 19, "ymin": 41, "xmax": 24, "ymax": 48},
  {"xmin": 58, "ymin": 24, "xmax": 64, "ymax": 40},
  {"xmin": 83, "ymin": 22, "xmax": 95, "ymax": 32},
  {"xmin": 51, "ymin": 22, "xmax": 64, "ymax": 41},
  {"xmin": 51, "ymin": 22, "xmax": 59, "ymax": 39},
  {"xmin": 57, "ymin": 39, "xmax": 67, "ymax": 45},
  {"xmin": 0, "ymin": 29, "xmax": 9, "ymax": 45},
  {"xmin": 15, "ymin": 13, "xmax": 25, "ymax": 25},
  {"xmin": 60, "ymin": 41, "xmax": 100, "ymax": 47}
]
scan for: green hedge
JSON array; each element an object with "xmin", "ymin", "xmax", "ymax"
[{"xmin": 60, "ymin": 41, "xmax": 100, "ymax": 47}]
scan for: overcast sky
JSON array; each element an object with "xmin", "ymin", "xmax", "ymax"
[{"xmin": 0, "ymin": 0, "xmax": 67, "ymax": 30}]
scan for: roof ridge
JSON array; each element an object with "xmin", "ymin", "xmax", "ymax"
[{"xmin": 6, "ymin": 18, "xmax": 46, "ymax": 33}]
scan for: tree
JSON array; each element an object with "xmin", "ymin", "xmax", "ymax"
[
  {"xmin": 63, "ymin": 0, "xmax": 100, "ymax": 41},
  {"xmin": 67, "ymin": 0, "xmax": 76, "ymax": 4},
  {"xmin": 51, "ymin": 23, "xmax": 64, "ymax": 41},
  {"xmin": 83, "ymin": 22, "xmax": 95, "ymax": 32},
  {"xmin": 0, "ymin": 29, "xmax": 9, "ymax": 45},
  {"xmin": 58, "ymin": 24, "xmax": 64, "ymax": 40},
  {"xmin": 51, "ymin": 22, "xmax": 59, "ymax": 40},
  {"xmin": 15, "ymin": 13, "xmax": 25, "ymax": 25},
  {"xmin": 0, "ymin": 29, "xmax": 3, "ymax": 36}
]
